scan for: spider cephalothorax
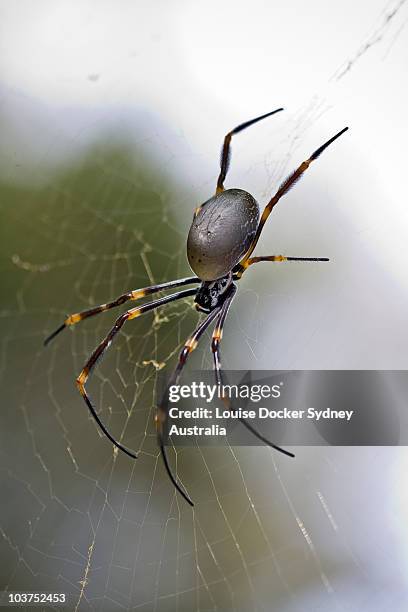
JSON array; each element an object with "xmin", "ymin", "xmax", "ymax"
[
  {"xmin": 194, "ymin": 273, "xmax": 233, "ymax": 313},
  {"xmin": 44, "ymin": 108, "xmax": 348, "ymax": 506}
]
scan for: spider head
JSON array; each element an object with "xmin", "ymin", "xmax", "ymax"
[{"xmin": 194, "ymin": 273, "xmax": 233, "ymax": 313}]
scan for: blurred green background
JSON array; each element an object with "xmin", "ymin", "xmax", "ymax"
[{"xmin": 1, "ymin": 132, "xmax": 197, "ymax": 594}]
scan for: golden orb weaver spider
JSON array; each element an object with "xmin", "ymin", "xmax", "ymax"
[{"xmin": 44, "ymin": 109, "xmax": 348, "ymax": 506}]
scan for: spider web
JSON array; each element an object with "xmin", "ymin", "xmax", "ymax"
[{"xmin": 1, "ymin": 2, "xmax": 408, "ymax": 610}]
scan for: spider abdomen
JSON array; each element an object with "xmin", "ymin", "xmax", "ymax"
[{"xmin": 187, "ymin": 188, "xmax": 259, "ymax": 281}]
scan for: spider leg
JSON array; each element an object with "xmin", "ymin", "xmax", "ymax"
[
  {"xmin": 240, "ymin": 127, "xmax": 349, "ymax": 265},
  {"xmin": 157, "ymin": 305, "xmax": 223, "ymax": 507},
  {"xmin": 76, "ymin": 287, "xmax": 197, "ymax": 459},
  {"xmin": 44, "ymin": 276, "xmax": 199, "ymax": 346},
  {"xmin": 211, "ymin": 285, "xmax": 294, "ymax": 458},
  {"xmin": 216, "ymin": 108, "xmax": 284, "ymax": 193},
  {"xmin": 235, "ymin": 255, "xmax": 329, "ymax": 278}
]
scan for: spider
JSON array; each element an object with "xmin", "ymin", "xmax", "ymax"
[{"xmin": 44, "ymin": 108, "xmax": 348, "ymax": 506}]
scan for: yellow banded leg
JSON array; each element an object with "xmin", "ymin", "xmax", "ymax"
[
  {"xmin": 44, "ymin": 276, "xmax": 199, "ymax": 346},
  {"xmin": 235, "ymin": 255, "xmax": 329, "ymax": 278},
  {"xmin": 157, "ymin": 305, "xmax": 222, "ymax": 507},
  {"xmin": 156, "ymin": 307, "xmax": 221, "ymax": 436},
  {"xmin": 75, "ymin": 287, "xmax": 197, "ymax": 459},
  {"xmin": 216, "ymin": 108, "xmax": 284, "ymax": 193},
  {"xmin": 210, "ymin": 285, "xmax": 236, "ymax": 379},
  {"xmin": 211, "ymin": 286, "xmax": 294, "ymax": 458},
  {"xmin": 240, "ymin": 127, "xmax": 348, "ymax": 266}
]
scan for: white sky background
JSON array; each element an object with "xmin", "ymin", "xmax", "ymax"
[{"xmin": 1, "ymin": 1, "xmax": 408, "ymax": 610}]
